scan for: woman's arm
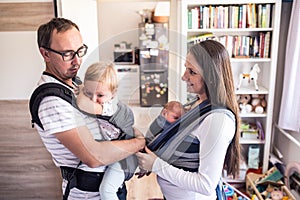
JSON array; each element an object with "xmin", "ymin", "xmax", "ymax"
[{"xmin": 137, "ymin": 113, "xmax": 234, "ymax": 195}]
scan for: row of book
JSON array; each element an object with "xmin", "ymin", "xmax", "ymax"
[
  {"xmin": 188, "ymin": 32, "xmax": 271, "ymax": 58},
  {"xmin": 188, "ymin": 4, "xmax": 273, "ymax": 29}
]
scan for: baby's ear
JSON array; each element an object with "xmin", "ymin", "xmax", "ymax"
[{"xmin": 161, "ymin": 108, "xmax": 167, "ymax": 117}]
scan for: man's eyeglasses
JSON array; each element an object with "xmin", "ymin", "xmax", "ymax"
[{"xmin": 42, "ymin": 44, "xmax": 88, "ymax": 62}]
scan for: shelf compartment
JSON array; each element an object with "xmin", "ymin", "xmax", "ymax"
[{"xmin": 240, "ymin": 138, "xmax": 265, "ymax": 144}]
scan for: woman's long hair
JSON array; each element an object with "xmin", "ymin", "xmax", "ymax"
[{"xmin": 189, "ymin": 40, "xmax": 240, "ymax": 178}]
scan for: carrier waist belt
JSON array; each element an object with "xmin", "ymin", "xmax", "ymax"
[{"xmin": 60, "ymin": 166, "xmax": 104, "ymax": 192}]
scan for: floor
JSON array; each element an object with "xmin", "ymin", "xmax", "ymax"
[{"xmin": 0, "ymin": 100, "xmax": 163, "ymax": 200}]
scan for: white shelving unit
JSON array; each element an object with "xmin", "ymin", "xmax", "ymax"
[{"xmin": 179, "ymin": 0, "xmax": 282, "ymax": 174}]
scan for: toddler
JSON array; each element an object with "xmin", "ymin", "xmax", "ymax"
[{"xmin": 77, "ymin": 62, "xmax": 137, "ymax": 200}]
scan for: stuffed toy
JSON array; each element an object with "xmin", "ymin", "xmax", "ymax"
[
  {"xmin": 237, "ymin": 64, "xmax": 261, "ymax": 91},
  {"xmin": 270, "ymin": 189, "xmax": 283, "ymax": 200},
  {"xmin": 251, "ymin": 94, "xmax": 267, "ymax": 114},
  {"xmin": 237, "ymin": 94, "xmax": 252, "ymax": 114}
]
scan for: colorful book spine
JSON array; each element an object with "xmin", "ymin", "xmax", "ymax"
[
  {"xmin": 264, "ymin": 32, "xmax": 271, "ymax": 58},
  {"xmin": 188, "ymin": 9, "xmax": 192, "ymax": 29}
]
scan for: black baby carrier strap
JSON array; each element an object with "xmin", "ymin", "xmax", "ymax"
[
  {"xmin": 29, "ymin": 82, "xmax": 111, "ymax": 130},
  {"xmin": 29, "ymin": 82, "xmax": 106, "ymax": 199},
  {"xmin": 29, "ymin": 82, "xmax": 77, "ymax": 130}
]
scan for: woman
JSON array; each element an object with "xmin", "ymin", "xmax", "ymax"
[{"xmin": 136, "ymin": 40, "xmax": 240, "ymax": 200}]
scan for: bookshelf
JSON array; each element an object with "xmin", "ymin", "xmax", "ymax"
[{"xmin": 179, "ymin": 0, "xmax": 282, "ymax": 178}]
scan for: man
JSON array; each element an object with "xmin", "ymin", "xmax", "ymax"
[{"xmin": 33, "ymin": 18, "xmax": 145, "ymax": 199}]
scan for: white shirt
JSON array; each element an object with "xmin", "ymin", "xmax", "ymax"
[
  {"xmin": 152, "ymin": 112, "xmax": 235, "ymax": 200},
  {"xmin": 36, "ymin": 74, "xmax": 105, "ymax": 173}
]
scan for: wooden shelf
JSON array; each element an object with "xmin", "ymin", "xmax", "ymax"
[
  {"xmin": 240, "ymin": 138, "xmax": 265, "ymax": 144},
  {"xmin": 235, "ymin": 85, "xmax": 268, "ymax": 95}
]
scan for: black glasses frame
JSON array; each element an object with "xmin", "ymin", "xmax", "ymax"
[{"xmin": 42, "ymin": 44, "xmax": 88, "ymax": 61}]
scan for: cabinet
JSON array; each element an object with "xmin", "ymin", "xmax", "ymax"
[{"xmin": 180, "ymin": 0, "xmax": 281, "ymax": 178}]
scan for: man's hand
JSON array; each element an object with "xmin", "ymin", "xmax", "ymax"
[{"xmin": 135, "ymin": 168, "xmax": 151, "ymax": 179}]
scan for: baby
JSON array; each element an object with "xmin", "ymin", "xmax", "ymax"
[
  {"xmin": 146, "ymin": 101, "xmax": 185, "ymax": 145},
  {"xmin": 77, "ymin": 62, "xmax": 137, "ymax": 200},
  {"xmin": 134, "ymin": 101, "xmax": 185, "ymax": 178}
]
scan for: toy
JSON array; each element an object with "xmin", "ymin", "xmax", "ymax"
[
  {"xmin": 237, "ymin": 64, "xmax": 261, "ymax": 91},
  {"xmin": 270, "ymin": 189, "xmax": 283, "ymax": 200},
  {"xmin": 240, "ymin": 122, "xmax": 259, "ymax": 139},
  {"xmin": 237, "ymin": 94, "xmax": 252, "ymax": 114},
  {"xmin": 251, "ymin": 94, "xmax": 267, "ymax": 114}
]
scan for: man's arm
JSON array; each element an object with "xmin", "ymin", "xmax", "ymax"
[{"xmin": 56, "ymin": 126, "xmax": 145, "ymax": 168}]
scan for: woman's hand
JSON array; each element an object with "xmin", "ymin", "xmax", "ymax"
[{"xmin": 136, "ymin": 146, "xmax": 157, "ymax": 172}]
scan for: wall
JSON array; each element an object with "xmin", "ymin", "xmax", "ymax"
[
  {"xmin": 0, "ymin": 31, "xmax": 44, "ymax": 99},
  {"xmin": 97, "ymin": 0, "xmax": 180, "ymax": 101},
  {"xmin": 0, "ymin": 0, "xmax": 52, "ymax": 100},
  {"xmin": 0, "ymin": 0, "xmax": 169, "ymax": 100},
  {"xmin": 272, "ymin": 1, "xmax": 300, "ymax": 164},
  {"xmin": 98, "ymin": 1, "xmax": 158, "ymax": 61},
  {"xmin": 0, "ymin": 0, "xmax": 100, "ymax": 100},
  {"xmin": 57, "ymin": 0, "xmax": 100, "ymax": 80}
]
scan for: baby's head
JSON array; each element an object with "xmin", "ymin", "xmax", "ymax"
[
  {"xmin": 83, "ymin": 62, "xmax": 118, "ymax": 104},
  {"xmin": 161, "ymin": 101, "xmax": 185, "ymax": 123}
]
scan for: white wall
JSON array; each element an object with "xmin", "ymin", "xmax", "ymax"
[
  {"xmin": 97, "ymin": 1, "xmax": 158, "ymax": 61},
  {"xmin": 272, "ymin": 1, "xmax": 300, "ymax": 164},
  {"xmin": 0, "ymin": 0, "xmax": 163, "ymax": 100},
  {"xmin": 97, "ymin": 0, "xmax": 180, "ymax": 101},
  {"xmin": 58, "ymin": 0, "xmax": 100, "ymax": 80},
  {"xmin": 0, "ymin": 0, "xmax": 99, "ymax": 100},
  {"xmin": 0, "ymin": 31, "xmax": 44, "ymax": 99}
]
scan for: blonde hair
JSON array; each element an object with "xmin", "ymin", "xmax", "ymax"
[{"xmin": 84, "ymin": 62, "xmax": 118, "ymax": 93}]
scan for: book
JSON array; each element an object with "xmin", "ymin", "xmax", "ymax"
[
  {"xmin": 187, "ymin": 32, "xmax": 214, "ymax": 44},
  {"xmin": 252, "ymin": 4, "xmax": 257, "ymax": 28},
  {"xmin": 242, "ymin": 4, "xmax": 247, "ymax": 28},
  {"xmin": 191, "ymin": 7, "xmax": 199, "ymax": 29},
  {"xmin": 199, "ymin": 6, "xmax": 203, "ymax": 29},
  {"xmin": 247, "ymin": 4, "xmax": 252, "ymax": 28},
  {"xmin": 259, "ymin": 32, "xmax": 265, "ymax": 58},
  {"xmin": 264, "ymin": 31, "xmax": 271, "ymax": 58},
  {"xmin": 261, "ymin": 4, "xmax": 267, "ymax": 28},
  {"xmin": 257, "ymin": 4, "xmax": 262, "ymax": 28},
  {"xmin": 265, "ymin": 4, "xmax": 271, "ymax": 28},
  {"xmin": 188, "ymin": 10, "xmax": 192, "ymax": 29}
]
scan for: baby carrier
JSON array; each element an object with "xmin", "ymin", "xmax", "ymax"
[
  {"xmin": 147, "ymin": 100, "xmax": 232, "ymax": 200},
  {"xmin": 29, "ymin": 82, "xmax": 136, "ymax": 199}
]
